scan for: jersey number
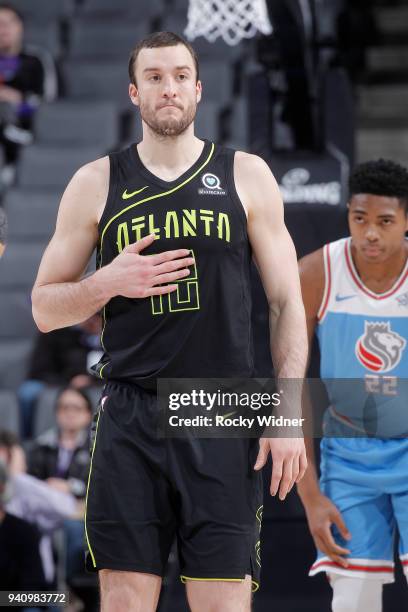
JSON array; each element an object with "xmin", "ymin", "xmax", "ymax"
[
  {"xmin": 365, "ymin": 375, "xmax": 398, "ymax": 396},
  {"xmin": 151, "ymin": 249, "xmax": 200, "ymax": 315}
]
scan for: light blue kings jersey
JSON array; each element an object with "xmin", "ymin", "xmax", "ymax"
[{"xmin": 317, "ymin": 237, "xmax": 408, "ymax": 437}]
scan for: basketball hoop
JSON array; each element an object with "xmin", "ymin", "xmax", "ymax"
[{"xmin": 184, "ymin": 0, "xmax": 273, "ymax": 46}]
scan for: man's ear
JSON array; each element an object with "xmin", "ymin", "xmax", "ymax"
[
  {"xmin": 129, "ymin": 83, "xmax": 139, "ymax": 107},
  {"xmin": 196, "ymin": 79, "xmax": 202, "ymax": 104}
]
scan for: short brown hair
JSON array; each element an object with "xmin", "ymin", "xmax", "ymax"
[{"xmin": 128, "ymin": 31, "xmax": 199, "ymax": 86}]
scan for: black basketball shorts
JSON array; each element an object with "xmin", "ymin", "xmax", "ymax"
[{"xmin": 85, "ymin": 381, "xmax": 263, "ymax": 590}]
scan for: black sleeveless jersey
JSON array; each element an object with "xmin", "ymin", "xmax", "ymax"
[{"xmin": 93, "ymin": 139, "xmax": 254, "ymax": 390}]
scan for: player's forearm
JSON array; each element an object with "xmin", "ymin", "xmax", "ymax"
[
  {"xmin": 32, "ymin": 267, "xmax": 113, "ymax": 332},
  {"xmin": 268, "ymin": 298, "xmax": 308, "ymax": 425},
  {"xmin": 296, "ymin": 436, "xmax": 321, "ymax": 505},
  {"xmin": 269, "ymin": 296, "xmax": 308, "ymax": 379}
]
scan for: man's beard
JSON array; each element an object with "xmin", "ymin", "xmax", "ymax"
[{"xmin": 139, "ymin": 100, "xmax": 197, "ymax": 137}]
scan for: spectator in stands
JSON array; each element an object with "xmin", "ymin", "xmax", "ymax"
[
  {"xmin": 0, "ymin": 458, "xmax": 48, "ymax": 598},
  {"xmin": 0, "ymin": 429, "xmax": 79, "ymax": 587},
  {"xmin": 27, "ymin": 386, "xmax": 92, "ymax": 500},
  {"xmin": 337, "ymin": 0, "xmax": 379, "ymax": 84},
  {"xmin": 0, "ymin": 205, "xmax": 6, "ymax": 257},
  {"xmin": 255, "ymin": 0, "xmax": 317, "ymax": 151},
  {"xmin": 26, "ymin": 389, "xmax": 95, "ymax": 607},
  {"xmin": 18, "ymin": 313, "xmax": 102, "ymax": 438},
  {"xmin": 0, "ymin": 3, "xmax": 46, "ymax": 186}
]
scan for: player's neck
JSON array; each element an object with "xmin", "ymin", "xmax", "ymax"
[
  {"xmin": 137, "ymin": 127, "xmax": 204, "ymax": 182},
  {"xmin": 351, "ymin": 242, "xmax": 408, "ymax": 294}
]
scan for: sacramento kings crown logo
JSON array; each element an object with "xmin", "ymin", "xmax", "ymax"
[{"xmin": 355, "ymin": 321, "xmax": 406, "ymax": 373}]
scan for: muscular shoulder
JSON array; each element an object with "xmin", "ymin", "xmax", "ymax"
[
  {"xmin": 234, "ymin": 151, "xmax": 272, "ymax": 186},
  {"xmin": 73, "ymin": 156, "xmax": 109, "ymax": 191},
  {"xmin": 234, "ymin": 151, "xmax": 281, "ymax": 217},
  {"xmin": 298, "ymin": 248, "xmax": 325, "ymax": 319},
  {"xmin": 61, "ymin": 156, "xmax": 109, "ymax": 225}
]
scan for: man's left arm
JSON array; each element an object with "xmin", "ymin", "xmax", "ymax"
[{"xmin": 234, "ymin": 152, "xmax": 308, "ymax": 499}]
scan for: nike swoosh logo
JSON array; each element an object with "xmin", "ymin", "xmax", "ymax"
[
  {"xmin": 335, "ymin": 293, "xmax": 356, "ymax": 302},
  {"xmin": 216, "ymin": 411, "xmax": 237, "ymax": 420},
  {"xmin": 122, "ymin": 186, "xmax": 149, "ymax": 200}
]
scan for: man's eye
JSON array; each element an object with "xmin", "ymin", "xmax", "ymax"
[
  {"xmin": 354, "ymin": 216, "xmax": 364, "ymax": 223},
  {"xmin": 178, "ymin": 74, "xmax": 187, "ymax": 80},
  {"xmin": 150, "ymin": 75, "xmax": 160, "ymax": 81},
  {"xmin": 382, "ymin": 219, "xmax": 392, "ymax": 225}
]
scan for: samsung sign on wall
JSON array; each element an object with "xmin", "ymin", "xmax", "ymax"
[
  {"xmin": 271, "ymin": 148, "xmax": 349, "ymax": 207},
  {"xmin": 279, "ymin": 168, "xmax": 341, "ymax": 206}
]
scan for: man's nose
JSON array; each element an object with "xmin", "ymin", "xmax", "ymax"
[
  {"xmin": 161, "ymin": 76, "xmax": 177, "ymax": 97},
  {"xmin": 365, "ymin": 225, "xmax": 379, "ymax": 241}
]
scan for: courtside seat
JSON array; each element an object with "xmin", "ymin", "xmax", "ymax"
[
  {"xmin": 0, "ymin": 291, "xmax": 36, "ymax": 340},
  {"xmin": 18, "ymin": 145, "xmax": 103, "ymax": 188},
  {"xmin": 68, "ymin": 19, "xmax": 150, "ymax": 60},
  {"xmin": 7, "ymin": 0, "xmax": 75, "ymax": 23},
  {"xmin": 0, "ymin": 391, "xmax": 20, "ymax": 434},
  {"xmin": 32, "ymin": 387, "xmax": 59, "ymax": 438},
  {"xmin": 25, "ymin": 22, "xmax": 61, "ymax": 58},
  {"xmin": 0, "ymin": 242, "xmax": 44, "ymax": 290},
  {"xmin": 34, "ymin": 101, "xmax": 119, "ymax": 149},
  {"xmin": 78, "ymin": 0, "xmax": 164, "ymax": 20},
  {"xmin": 5, "ymin": 189, "xmax": 59, "ymax": 242},
  {"xmin": 0, "ymin": 339, "xmax": 33, "ymax": 390},
  {"xmin": 62, "ymin": 60, "xmax": 131, "ymax": 111}
]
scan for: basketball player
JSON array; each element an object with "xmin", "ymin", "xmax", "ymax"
[
  {"xmin": 31, "ymin": 32, "xmax": 308, "ymax": 612},
  {"xmin": 297, "ymin": 159, "xmax": 408, "ymax": 612}
]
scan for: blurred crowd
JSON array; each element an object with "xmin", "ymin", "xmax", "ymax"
[
  {"xmin": 0, "ymin": 0, "xmax": 383, "ymax": 610},
  {"xmin": 1, "ymin": 337, "xmax": 102, "ymax": 609}
]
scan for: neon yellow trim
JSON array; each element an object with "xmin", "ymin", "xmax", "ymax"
[
  {"xmin": 98, "ymin": 142, "xmax": 215, "ymax": 349},
  {"xmin": 100, "ymin": 305, "xmax": 107, "ymax": 353},
  {"xmin": 180, "ymin": 576, "xmax": 260, "ymax": 593},
  {"xmin": 98, "ymin": 361, "xmax": 108, "ymax": 379},
  {"xmin": 181, "ymin": 576, "xmax": 243, "ymax": 584},
  {"xmin": 256, "ymin": 504, "xmax": 263, "ymax": 528},
  {"xmin": 99, "ymin": 142, "xmax": 215, "ymax": 265},
  {"xmin": 84, "ymin": 410, "xmax": 102, "ymax": 568}
]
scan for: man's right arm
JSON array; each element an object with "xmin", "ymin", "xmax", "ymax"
[
  {"xmin": 32, "ymin": 157, "xmax": 110, "ymax": 332},
  {"xmin": 297, "ymin": 249, "xmax": 351, "ymax": 566},
  {"xmin": 296, "ymin": 249, "xmax": 325, "ymax": 503},
  {"xmin": 32, "ymin": 157, "xmax": 195, "ymax": 332}
]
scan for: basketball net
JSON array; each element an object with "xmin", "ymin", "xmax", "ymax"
[{"xmin": 184, "ymin": 0, "xmax": 273, "ymax": 46}]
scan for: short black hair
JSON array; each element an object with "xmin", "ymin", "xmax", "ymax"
[
  {"xmin": 0, "ymin": 430, "xmax": 19, "ymax": 449},
  {"xmin": 0, "ymin": 207, "xmax": 7, "ymax": 246},
  {"xmin": 128, "ymin": 31, "xmax": 199, "ymax": 86},
  {"xmin": 349, "ymin": 159, "xmax": 408, "ymax": 213},
  {"xmin": 55, "ymin": 386, "xmax": 93, "ymax": 414},
  {"xmin": 0, "ymin": 3, "xmax": 24, "ymax": 23}
]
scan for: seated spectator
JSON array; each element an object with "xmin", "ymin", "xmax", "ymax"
[
  {"xmin": 27, "ymin": 386, "xmax": 92, "ymax": 500},
  {"xmin": 0, "ymin": 205, "xmax": 6, "ymax": 257},
  {"xmin": 337, "ymin": 0, "xmax": 379, "ymax": 84},
  {"xmin": 18, "ymin": 313, "xmax": 103, "ymax": 438},
  {"xmin": 0, "ymin": 429, "xmax": 78, "ymax": 587},
  {"xmin": 0, "ymin": 459, "xmax": 48, "ymax": 602},
  {"xmin": 26, "ymin": 387, "xmax": 97, "ymax": 608},
  {"xmin": 0, "ymin": 3, "xmax": 54, "ymax": 186}
]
